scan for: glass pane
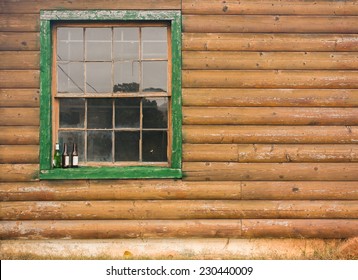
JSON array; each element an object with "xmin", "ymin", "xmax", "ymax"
[
  {"xmin": 58, "ymin": 131, "xmax": 85, "ymax": 162},
  {"xmin": 57, "ymin": 28, "xmax": 83, "ymax": 61},
  {"xmin": 59, "ymin": 98, "xmax": 85, "ymax": 128},
  {"xmin": 87, "ymin": 99, "xmax": 113, "ymax": 129},
  {"xmin": 113, "ymin": 62, "xmax": 139, "ymax": 93},
  {"xmin": 57, "ymin": 62, "xmax": 84, "ymax": 93},
  {"xmin": 85, "ymin": 28, "xmax": 111, "ymax": 61},
  {"xmin": 114, "ymin": 28, "xmax": 139, "ymax": 61},
  {"xmin": 115, "ymin": 131, "xmax": 140, "ymax": 161},
  {"xmin": 142, "ymin": 131, "xmax": 167, "ymax": 162},
  {"xmin": 142, "ymin": 61, "xmax": 167, "ymax": 92},
  {"xmin": 142, "ymin": 27, "xmax": 167, "ymax": 59},
  {"xmin": 143, "ymin": 98, "xmax": 168, "ymax": 128},
  {"xmin": 115, "ymin": 98, "xmax": 140, "ymax": 128},
  {"xmin": 86, "ymin": 62, "xmax": 112, "ymax": 93},
  {"xmin": 87, "ymin": 131, "xmax": 112, "ymax": 162}
]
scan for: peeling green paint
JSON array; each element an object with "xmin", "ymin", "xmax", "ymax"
[{"xmin": 39, "ymin": 10, "xmax": 182, "ymax": 180}]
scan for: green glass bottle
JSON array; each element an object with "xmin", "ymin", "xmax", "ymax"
[{"xmin": 53, "ymin": 143, "xmax": 62, "ymax": 168}]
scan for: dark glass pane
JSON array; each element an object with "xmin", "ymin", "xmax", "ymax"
[
  {"xmin": 142, "ymin": 131, "xmax": 167, "ymax": 162},
  {"xmin": 87, "ymin": 99, "xmax": 113, "ymax": 129},
  {"xmin": 85, "ymin": 28, "xmax": 111, "ymax": 61},
  {"xmin": 114, "ymin": 28, "xmax": 139, "ymax": 61},
  {"xmin": 113, "ymin": 62, "xmax": 139, "ymax": 93},
  {"xmin": 142, "ymin": 27, "xmax": 167, "ymax": 59},
  {"xmin": 143, "ymin": 98, "xmax": 168, "ymax": 128},
  {"xmin": 59, "ymin": 98, "xmax": 85, "ymax": 128},
  {"xmin": 115, "ymin": 98, "xmax": 140, "ymax": 128},
  {"xmin": 57, "ymin": 28, "xmax": 83, "ymax": 61},
  {"xmin": 142, "ymin": 61, "xmax": 167, "ymax": 92},
  {"xmin": 86, "ymin": 62, "xmax": 112, "ymax": 93},
  {"xmin": 115, "ymin": 131, "xmax": 140, "ymax": 161},
  {"xmin": 57, "ymin": 62, "xmax": 84, "ymax": 93},
  {"xmin": 87, "ymin": 131, "xmax": 112, "ymax": 162},
  {"xmin": 58, "ymin": 131, "xmax": 85, "ymax": 162}
]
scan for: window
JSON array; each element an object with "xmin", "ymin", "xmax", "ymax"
[{"xmin": 39, "ymin": 10, "xmax": 182, "ymax": 179}]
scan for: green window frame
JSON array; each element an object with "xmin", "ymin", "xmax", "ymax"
[{"xmin": 39, "ymin": 10, "xmax": 182, "ymax": 179}]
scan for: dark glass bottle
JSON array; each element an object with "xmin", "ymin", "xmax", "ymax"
[
  {"xmin": 53, "ymin": 143, "xmax": 61, "ymax": 168},
  {"xmin": 71, "ymin": 143, "xmax": 79, "ymax": 168},
  {"xmin": 62, "ymin": 143, "xmax": 70, "ymax": 168}
]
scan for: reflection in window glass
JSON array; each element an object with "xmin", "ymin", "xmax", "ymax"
[
  {"xmin": 86, "ymin": 62, "xmax": 112, "ymax": 93},
  {"xmin": 143, "ymin": 98, "xmax": 167, "ymax": 128},
  {"xmin": 142, "ymin": 61, "xmax": 167, "ymax": 92},
  {"xmin": 57, "ymin": 28, "xmax": 83, "ymax": 61},
  {"xmin": 114, "ymin": 28, "xmax": 139, "ymax": 61},
  {"xmin": 57, "ymin": 62, "xmax": 84, "ymax": 93},
  {"xmin": 59, "ymin": 98, "xmax": 85, "ymax": 128},
  {"xmin": 58, "ymin": 131, "xmax": 85, "ymax": 162},
  {"xmin": 142, "ymin": 131, "xmax": 167, "ymax": 162},
  {"xmin": 113, "ymin": 62, "xmax": 140, "ymax": 92},
  {"xmin": 87, "ymin": 131, "xmax": 112, "ymax": 162},
  {"xmin": 86, "ymin": 28, "xmax": 112, "ymax": 61},
  {"xmin": 142, "ymin": 27, "xmax": 167, "ymax": 59},
  {"xmin": 115, "ymin": 98, "xmax": 140, "ymax": 128},
  {"xmin": 115, "ymin": 131, "xmax": 140, "ymax": 161},
  {"xmin": 87, "ymin": 99, "xmax": 113, "ymax": 129}
]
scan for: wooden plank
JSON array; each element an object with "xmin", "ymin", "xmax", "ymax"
[
  {"xmin": 183, "ymin": 15, "xmax": 358, "ymax": 33},
  {"xmin": 0, "ymin": 164, "xmax": 38, "ymax": 182},
  {"xmin": 0, "ymin": 32, "xmax": 39, "ymax": 51},
  {"xmin": 0, "ymin": 126, "xmax": 39, "ymax": 145},
  {"xmin": 182, "ymin": 89, "xmax": 358, "ymax": 107},
  {"xmin": 183, "ymin": 162, "xmax": 358, "ymax": 181},
  {"xmin": 1, "ymin": 200, "xmax": 357, "ymax": 220},
  {"xmin": 0, "ymin": 89, "xmax": 39, "ymax": 107},
  {"xmin": 0, "ymin": 70, "xmax": 39, "ymax": 88},
  {"xmin": 183, "ymin": 144, "xmax": 358, "ymax": 163},
  {"xmin": 183, "ymin": 33, "xmax": 358, "ymax": 52},
  {"xmin": 241, "ymin": 181, "xmax": 358, "ymax": 200},
  {"xmin": 0, "ymin": 108, "xmax": 39, "ymax": 126},
  {"xmin": 0, "ymin": 145, "xmax": 38, "ymax": 164},
  {"xmin": 0, "ymin": 0, "xmax": 181, "ymax": 13},
  {"xmin": 183, "ymin": 107, "xmax": 358, "ymax": 125},
  {"xmin": 0, "ymin": 219, "xmax": 241, "ymax": 239},
  {"xmin": 183, "ymin": 51, "xmax": 358, "ymax": 70},
  {"xmin": 0, "ymin": 51, "xmax": 40, "ymax": 70},
  {"xmin": 183, "ymin": 125, "xmax": 358, "ymax": 144},
  {"xmin": 182, "ymin": 70, "xmax": 358, "ymax": 89},
  {"xmin": 182, "ymin": 0, "xmax": 358, "ymax": 16},
  {"xmin": 242, "ymin": 219, "xmax": 358, "ymax": 239},
  {"xmin": 0, "ymin": 14, "xmax": 39, "ymax": 32}
]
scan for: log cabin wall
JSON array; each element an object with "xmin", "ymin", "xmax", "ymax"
[{"xmin": 1, "ymin": 0, "xmax": 358, "ymax": 247}]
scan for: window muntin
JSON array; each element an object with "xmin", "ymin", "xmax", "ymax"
[{"xmin": 54, "ymin": 23, "xmax": 171, "ymax": 166}]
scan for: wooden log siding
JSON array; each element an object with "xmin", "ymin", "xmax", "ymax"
[
  {"xmin": 0, "ymin": 32, "xmax": 40, "ymax": 51},
  {"xmin": 0, "ymin": 51, "xmax": 40, "ymax": 70},
  {"xmin": 0, "ymin": 89, "xmax": 39, "ymax": 107}
]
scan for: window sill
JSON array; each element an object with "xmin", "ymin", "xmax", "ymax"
[{"xmin": 40, "ymin": 166, "xmax": 182, "ymax": 180}]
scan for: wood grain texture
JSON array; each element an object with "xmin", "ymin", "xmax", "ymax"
[
  {"xmin": 1, "ymin": 200, "xmax": 357, "ymax": 220},
  {"xmin": 183, "ymin": 162, "xmax": 358, "ymax": 181},
  {"xmin": 182, "ymin": 89, "xmax": 358, "ymax": 107},
  {"xmin": 0, "ymin": 108, "xmax": 39, "ymax": 126},
  {"xmin": 0, "ymin": 70, "xmax": 39, "ymax": 88},
  {"xmin": 0, "ymin": 89, "xmax": 39, "ymax": 107},
  {"xmin": 0, "ymin": 14, "xmax": 39, "ymax": 32},
  {"xmin": 0, "ymin": 164, "xmax": 38, "ymax": 182},
  {"xmin": 0, "ymin": 126, "xmax": 39, "ymax": 145},
  {"xmin": 0, "ymin": 32, "xmax": 39, "ymax": 51},
  {"xmin": 0, "ymin": 51, "xmax": 40, "ymax": 70},
  {"xmin": 182, "ymin": 0, "xmax": 358, "ymax": 15},
  {"xmin": 183, "ymin": 15, "xmax": 358, "ymax": 33},
  {"xmin": 0, "ymin": 146, "xmax": 39, "ymax": 164},
  {"xmin": 183, "ymin": 33, "xmax": 358, "ymax": 52},
  {"xmin": 183, "ymin": 125, "xmax": 358, "ymax": 144}
]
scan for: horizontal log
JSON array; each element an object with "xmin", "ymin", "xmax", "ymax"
[
  {"xmin": 0, "ymin": 0, "xmax": 181, "ymax": 13},
  {"xmin": 183, "ymin": 107, "xmax": 358, "ymax": 125},
  {"xmin": 0, "ymin": 70, "xmax": 39, "ymax": 88},
  {"xmin": 183, "ymin": 125, "xmax": 358, "ymax": 144},
  {"xmin": 241, "ymin": 219, "xmax": 358, "ymax": 239},
  {"xmin": 0, "ymin": 14, "xmax": 39, "ymax": 32},
  {"xmin": 1, "ymin": 200, "xmax": 357, "ymax": 220},
  {"xmin": 183, "ymin": 51, "xmax": 358, "ymax": 70},
  {"xmin": 183, "ymin": 144, "xmax": 358, "ymax": 163},
  {"xmin": 182, "ymin": 70, "xmax": 358, "ymax": 89},
  {"xmin": 183, "ymin": 33, "xmax": 358, "ymax": 52},
  {"xmin": 183, "ymin": 15, "xmax": 358, "ymax": 33},
  {"xmin": 182, "ymin": 89, "xmax": 358, "ymax": 107},
  {"xmin": 182, "ymin": 0, "xmax": 358, "ymax": 15},
  {"xmin": 0, "ymin": 108, "xmax": 39, "ymax": 126},
  {"xmin": 0, "ymin": 89, "xmax": 39, "ymax": 107},
  {"xmin": 1, "ymin": 181, "xmax": 357, "ymax": 201},
  {"xmin": 183, "ymin": 162, "xmax": 358, "ymax": 181},
  {"xmin": 0, "ymin": 126, "xmax": 39, "ymax": 145},
  {"xmin": 0, "ymin": 219, "xmax": 241, "ymax": 239},
  {"xmin": 0, "ymin": 32, "xmax": 39, "ymax": 51},
  {"xmin": 0, "ymin": 145, "xmax": 38, "ymax": 164},
  {"xmin": 0, "ymin": 164, "xmax": 38, "ymax": 182},
  {"xmin": 0, "ymin": 51, "xmax": 39, "ymax": 70}
]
